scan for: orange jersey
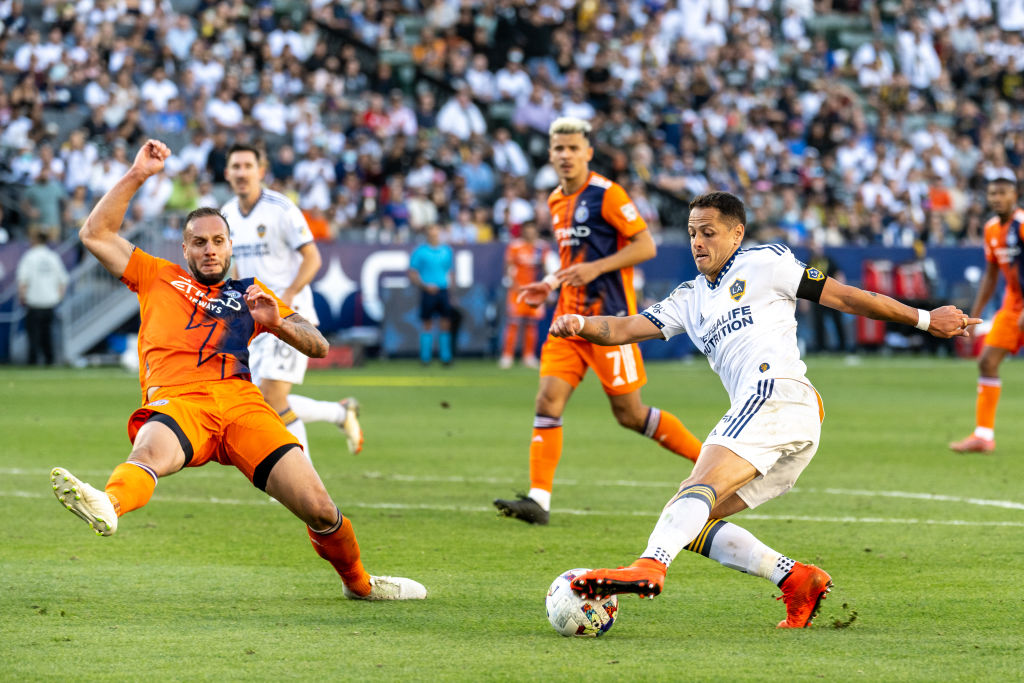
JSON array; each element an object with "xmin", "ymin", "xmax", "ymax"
[
  {"xmin": 506, "ymin": 237, "xmax": 551, "ymax": 289},
  {"xmin": 982, "ymin": 208, "xmax": 1024, "ymax": 312},
  {"xmin": 120, "ymin": 248, "xmax": 294, "ymax": 398},
  {"xmin": 548, "ymin": 172, "xmax": 647, "ymax": 317}
]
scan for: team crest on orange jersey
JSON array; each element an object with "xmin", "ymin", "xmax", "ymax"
[
  {"xmin": 257, "ymin": 224, "xmax": 267, "ymax": 238},
  {"xmin": 729, "ymin": 279, "xmax": 746, "ymax": 302},
  {"xmin": 575, "ymin": 202, "xmax": 589, "ymax": 222}
]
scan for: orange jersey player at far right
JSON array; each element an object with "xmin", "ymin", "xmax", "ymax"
[
  {"xmin": 493, "ymin": 117, "xmax": 703, "ymax": 526},
  {"xmin": 950, "ymin": 175, "xmax": 1024, "ymax": 454},
  {"xmin": 49, "ymin": 140, "xmax": 425, "ymax": 601}
]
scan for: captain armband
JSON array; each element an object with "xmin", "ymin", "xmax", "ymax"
[{"xmin": 795, "ymin": 267, "xmax": 827, "ymax": 303}]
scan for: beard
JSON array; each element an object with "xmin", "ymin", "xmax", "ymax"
[{"xmin": 188, "ymin": 259, "xmax": 229, "ymax": 285}]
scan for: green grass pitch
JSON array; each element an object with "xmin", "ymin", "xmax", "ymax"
[{"xmin": 1, "ymin": 355, "xmax": 1022, "ymax": 681}]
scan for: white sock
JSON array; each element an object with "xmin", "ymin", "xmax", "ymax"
[
  {"xmin": 528, "ymin": 488, "xmax": 551, "ymax": 511},
  {"xmin": 288, "ymin": 394, "xmax": 346, "ymax": 424},
  {"xmin": 700, "ymin": 520, "xmax": 784, "ymax": 581},
  {"xmin": 973, "ymin": 426, "xmax": 995, "ymax": 441},
  {"xmin": 640, "ymin": 486, "xmax": 716, "ymax": 568},
  {"xmin": 283, "ymin": 415, "xmax": 311, "ymax": 461}
]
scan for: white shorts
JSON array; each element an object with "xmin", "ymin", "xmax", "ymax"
[
  {"xmin": 249, "ymin": 332, "xmax": 308, "ymax": 386},
  {"xmin": 703, "ymin": 378, "xmax": 823, "ymax": 510}
]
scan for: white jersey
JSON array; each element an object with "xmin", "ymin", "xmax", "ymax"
[
  {"xmin": 643, "ymin": 244, "xmax": 813, "ymax": 400},
  {"xmin": 222, "ymin": 188, "xmax": 318, "ymax": 325}
]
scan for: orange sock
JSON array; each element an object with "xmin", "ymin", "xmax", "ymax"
[
  {"xmin": 105, "ymin": 462, "xmax": 157, "ymax": 517},
  {"xmin": 646, "ymin": 408, "xmax": 702, "ymax": 462},
  {"xmin": 528, "ymin": 416, "xmax": 563, "ymax": 492},
  {"xmin": 307, "ymin": 514, "xmax": 372, "ymax": 595},
  {"xmin": 976, "ymin": 378, "xmax": 1001, "ymax": 431},
  {"xmin": 522, "ymin": 322, "xmax": 538, "ymax": 359},
  {"xmin": 502, "ymin": 321, "xmax": 520, "ymax": 358}
]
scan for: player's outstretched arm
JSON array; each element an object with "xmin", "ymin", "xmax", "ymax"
[
  {"xmin": 818, "ymin": 278, "xmax": 980, "ymax": 338},
  {"xmin": 245, "ymin": 284, "xmax": 328, "ymax": 358},
  {"xmin": 550, "ymin": 313, "xmax": 663, "ymax": 345},
  {"xmin": 80, "ymin": 139, "xmax": 171, "ymax": 278}
]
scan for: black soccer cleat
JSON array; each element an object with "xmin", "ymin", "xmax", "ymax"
[{"xmin": 493, "ymin": 494, "xmax": 549, "ymax": 525}]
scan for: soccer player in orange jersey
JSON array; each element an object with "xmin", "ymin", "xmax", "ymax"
[
  {"xmin": 950, "ymin": 176, "xmax": 1024, "ymax": 453},
  {"xmin": 499, "ymin": 221, "xmax": 554, "ymax": 369},
  {"xmin": 493, "ymin": 117, "xmax": 703, "ymax": 525},
  {"xmin": 49, "ymin": 140, "xmax": 425, "ymax": 600}
]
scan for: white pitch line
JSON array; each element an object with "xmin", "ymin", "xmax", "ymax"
[
  {"xmin": 7, "ymin": 468, "xmax": 1023, "ymax": 512},
  {"xmin": 7, "ymin": 490, "xmax": 1024, "ymax": 527}
]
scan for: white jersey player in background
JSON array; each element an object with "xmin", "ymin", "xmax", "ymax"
[
  {"xmin": 222, "ymin": 143, "xmax": 363, "ymax": 457},
  {"xmin": 552, "ymin": 191, "xmax": 976, "ymax": 628}
]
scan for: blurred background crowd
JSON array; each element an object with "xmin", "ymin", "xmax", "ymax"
[{"xmin": 1, "ymin": 0, "xmax": 1023, "ymax": 251}]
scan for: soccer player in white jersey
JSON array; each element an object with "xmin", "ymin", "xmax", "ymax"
[
  {"xmin": 222, "ymin": 143, "xmax": 363, "ymax": 457},
  {"xmin": 551, "ymin": 191, "xmax": 977, "ymax": 628}
]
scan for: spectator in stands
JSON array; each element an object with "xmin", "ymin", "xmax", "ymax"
[
  {"xmin": 23, "ymin": 167, "xmax": 66, "ymax": 242},
  {"xmin": 437, "ymin": 82, "xmax": 486, "ymax": 141}
]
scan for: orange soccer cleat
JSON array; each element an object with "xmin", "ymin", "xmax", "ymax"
[
  {"xmin": 949, "ymin": 434, "xmax": 995, "ymax": 453},
  {"xmin": 776, "ymin": 563, "xmax": 832, "ymax": 628},
  {"xmin": 570, "ymin": 559, "xmax": 666, "ymax": 600}
]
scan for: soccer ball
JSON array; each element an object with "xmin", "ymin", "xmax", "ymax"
[{"xmin": 545, "ymin": 568, "xmax": 618, "ymax": 637}]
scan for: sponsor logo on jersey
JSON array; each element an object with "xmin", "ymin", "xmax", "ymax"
[
  {"xmin": 700, "ymin": 305, "xmax": 753, "ymax": 354},
  {"xmin": 729, "ymin": 279, "xmax": 746, "ymax": 302},
  {"xmin": 170, "ymin": 278, "xmax": 244, "ymax": 314},
  {"xmin": 147, "ymin": 399, "xmax": 169, "ymax": 407},
  {"xmin": 257, "ymin": 224, "xmax": 267, "ymax": 238},
  {"xmin": 574, "ymin": 202, "xmax": 589, "ymax": 223},
  {"xmin": 555, "ymin": 224, "xmax": 591, "ymax": 247},
  {"xmin": 621, "ymin": 202, "xmax": 638, "ymax": 222},
  {"xmin": 805, "ymin": 267, "xmax": 825, "ymax": 281},
  {"xmin": 759, "ymin": 362, "xmax": 770, "ymax": 373}
]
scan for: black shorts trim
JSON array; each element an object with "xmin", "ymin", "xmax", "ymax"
[
  {"xmin": 145, "ymin": 412, "xmax": 195, "ymax": 466},
  {"xmin": 253, "ymin": 443, "xmax": 301, "ymax": 491}
]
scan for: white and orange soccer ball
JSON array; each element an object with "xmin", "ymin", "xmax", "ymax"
[{"xmin": 545, "ymin": 568, "xmax": 618, "ymax": 637}]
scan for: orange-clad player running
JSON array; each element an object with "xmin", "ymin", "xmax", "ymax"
[
  {"xmin": 493, "ymin": 117, "xmax": 702, "ymax": 525},
  {"xmin": 499, "ymin": 221, "xmax": 555, "ymax": 369},
  {"xmin": 950, "ymin": 176, "xmax": 1024, "ymax": 453},
  {"xmin": 49, "ymin": 140, "xmax": 425, "ymax": 600}
]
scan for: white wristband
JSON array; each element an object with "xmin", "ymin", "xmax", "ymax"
[
  {"xmin": 572, "ymin": 314, "xmax": 586, "ymax": 333},
  {"xmin": 542, "ymin": 274, "xmax": 560, "ymax": 290},
  {"xmin": 915, "ymin": 309, "xmax": 930, "ymax": 331}
]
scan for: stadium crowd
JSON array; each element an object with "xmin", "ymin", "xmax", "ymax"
[{"xmin": 1, "ymin": 0, "xmax": 1023, "ymax": 249}]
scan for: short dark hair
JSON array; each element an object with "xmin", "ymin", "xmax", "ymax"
[
  {"xmin": 689, "ymin": 191, "xmax": 746, "ymax": 226},
  {"xmin": 226, "ymin": 143, "xmax": 263, "ymax": 164},
  {"xmin": 183, "ymin": 207, "xmax": 229, "ymax": 237}
]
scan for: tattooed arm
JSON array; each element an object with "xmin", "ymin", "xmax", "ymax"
[
  {"xmin": 549, "ymin": 313, "xmax": 664, "ymax": 345},
  {"xmin": 245, "ymin": 284, "xmax": 329, "ymax": 357}
]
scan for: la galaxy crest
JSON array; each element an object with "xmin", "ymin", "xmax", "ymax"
[
  {"xmin": 729, "ymin": 279, "xmax": 746, "ymax": 302},
  {"xmin": 257, "ymin": 224, "xmax": 267, "ymax": 238},
  {"xmin": 805, "ymin": 267, "xmax": 825, "ymax": 281}
]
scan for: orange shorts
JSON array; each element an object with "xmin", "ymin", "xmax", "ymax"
[
  {"xmin": 539, "ymin": 334, "xmax": 647, "ymax": 396},
  {"xmin": 984, "ymin": 307, "xmax": 1024, "ymax": 353},
  {"xmin": 127, "ymin": 377, "xmax": 300, "ymax": 490}
]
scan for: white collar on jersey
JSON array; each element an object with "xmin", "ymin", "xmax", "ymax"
[{"xmin": 705, "ymin": 249, "xmax": 740, "ymax": 290}]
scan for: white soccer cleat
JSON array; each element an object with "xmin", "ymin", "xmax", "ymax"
[
  {"xmin": 50, "ymin": 467, "xmax": 118, "ymax": 537},
  {"xmin": 343, "ymin": 575, "xmax": 427, "ymax": 601},
  {"xmin": 339, "ymin": 397, "xmax": 364, "ymax": 455}
]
